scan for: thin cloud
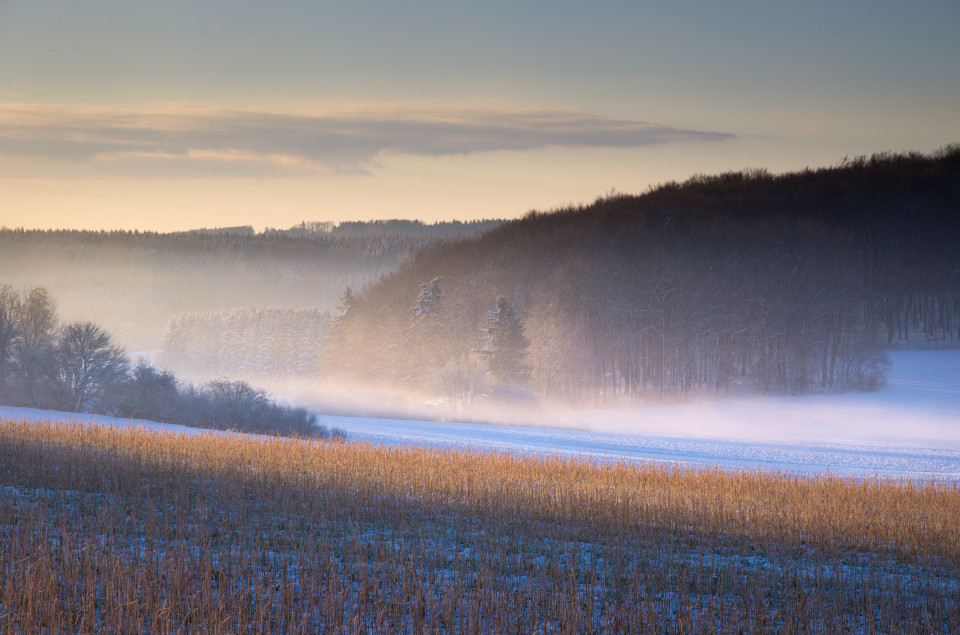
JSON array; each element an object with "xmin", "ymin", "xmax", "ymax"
[{"xmin": 0, "ymin": 104, "xmax": 733, "ymax": 178}]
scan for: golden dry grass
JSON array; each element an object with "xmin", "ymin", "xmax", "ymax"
[{"xmin": 1, "ymin": 417, "xmax": 958, "ymax": 633}]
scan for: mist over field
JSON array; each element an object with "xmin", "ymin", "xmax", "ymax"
[
  {"xmin": 275, "ymin": 350, "xmax": 960, "ymax": 447},
  {"xmin": 2, "ymin": 150, "xmax": 958, "ymax": 433}
]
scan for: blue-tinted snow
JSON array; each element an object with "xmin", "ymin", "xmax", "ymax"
[
  {"xmin": 326, "ymin": 350, "xmax": 960, "ymax": 480},
  {"xmin": 2, "ymin": 350, "xmax": 958, "ymax": 480}
]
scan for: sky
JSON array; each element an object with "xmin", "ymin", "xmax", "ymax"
[{"xmin": 0, "ymin": 0, "xmax": 958, "ymax": 231}]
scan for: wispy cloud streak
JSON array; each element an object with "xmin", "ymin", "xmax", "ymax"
[{"xmin": 0, "ymin": 104, "xmax": 733, "ymax": 177}]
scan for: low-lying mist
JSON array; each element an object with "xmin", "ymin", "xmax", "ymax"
[
  {"xmin": 222, "ymin": 377, "xmax": 556, "ymax": 429},
  {"xmin": 236, "ymin": 350, "xmax": 960, "ymax": 450}
]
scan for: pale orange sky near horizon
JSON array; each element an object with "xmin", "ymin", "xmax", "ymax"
[
  {"xmin": 1, "ymin": 1, "xmax": 957, "ymax": 231},
  {"xmin": 1, "ymin": 135, "xmax": 890, "ymax": 232}
]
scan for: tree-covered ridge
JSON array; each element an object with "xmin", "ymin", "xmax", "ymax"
[
  {"xmin": 0, "ymin": 217, "xmax": 506, "ymax": 255},
  {"xmin": 325, "ymin": 147, "xmax": 960, "ymax": 406},
  {"xmin": 267, "ymin": 218, "xmax": 505, "ymax": 238},
  {"xmin": 0, "ymin": 219, "xmax": 503, "ymax": 352}
]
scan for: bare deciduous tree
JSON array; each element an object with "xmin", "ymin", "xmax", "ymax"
[
  {"xmin": 15, "ymin": 288, "xmax": 58, "ymax": 406},
  {"xmin": 53, "ymin": 322, "xmax": 128, "ymax": 412},
  {"xmin": 0, "ymin": 285, "xmax": 18, "ymax": 396}
]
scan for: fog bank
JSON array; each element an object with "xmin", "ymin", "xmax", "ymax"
[
  {"xmin": 317, "ymin": 350, "xmax": 960, "ymax": 479},
  {"xmin": 267, "ymin": 350, "xmax": 960, "ymax": 449}
]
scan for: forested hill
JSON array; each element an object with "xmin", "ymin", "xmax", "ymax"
[
  {"xmin": 326, "ymin": 147, "xmax": 960, "ymax": 408},
  {"xmin": 0, "ymin": 220, "xmax": 503, "ymax": 352}
]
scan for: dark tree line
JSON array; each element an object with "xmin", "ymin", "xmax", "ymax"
[
  {"xmin": 267, "ymin": 218, "xmax": 504, "ymax": 239},
  {"xmin": 324, "ymin": 147, "xmax": 960, "ymax": 406},
  {"xmin": 0, "ymin": 284, "xmax": 335, "ymax": 437}
]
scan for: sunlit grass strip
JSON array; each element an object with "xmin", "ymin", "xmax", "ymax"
[{"xmin": 1, "ymin": 417, "xmax": 958, "ymax": 633}]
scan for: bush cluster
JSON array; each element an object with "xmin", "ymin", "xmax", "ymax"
[{"xmin": 108, "ymin": 362, "xmax": 335, "ymax": 437}]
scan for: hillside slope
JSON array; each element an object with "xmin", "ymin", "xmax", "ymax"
[{"xmin": 327, "ymin": 148, "xmax": 960, "ymax": 407}]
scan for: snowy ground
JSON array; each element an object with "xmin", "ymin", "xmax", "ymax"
[
  {"xmin": 0, "ymin": 406, "xmax": 213, "ymax": 437},
  {"xmin": 325, "ymin": 350, "xmax": 960, "ymax": 480},
  {"xmin": 2, "ymin": 350, "xmax": 958, "ymax": 479}
]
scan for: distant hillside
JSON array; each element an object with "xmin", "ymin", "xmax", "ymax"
[
  {"xmin": 0, "ymin": 219, "xmax": 503, "ymax": 354},
  {"xmin": 326, "ymin": 147, "xmax": 960, "ymax": 408}
]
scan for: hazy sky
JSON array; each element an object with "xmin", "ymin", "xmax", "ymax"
[{"xmin": 1, "ymin": 0, "xmax": 958, "ymax": 230}]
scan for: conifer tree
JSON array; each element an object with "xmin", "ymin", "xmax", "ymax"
[
  {"xmin": 413, "ymin": 277, "xmax": 443, "ymax": 325},
  {"xmin": 476, "ymin": 296, "xmax": 531, "ymax": 384},
  {"xmin": 332, "ymin": 287, "xmax": 354, "ymax": 327}
]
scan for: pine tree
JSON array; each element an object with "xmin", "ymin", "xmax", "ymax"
[
  {"xmin": 324, "ymin": 287, "xmax": 357, "ymax": 370},
  {"xmin": 332, "ymin": 287, "xmax": 354, "ymax": 327},
  {"xmin": 413, "ymin": 277, "xmax": 443, "ymax": 325},
  {"xmin": 476, "ymin": 296, "xmax": 531, "ymax": 384}
]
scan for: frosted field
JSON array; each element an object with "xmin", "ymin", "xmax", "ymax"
[
  {"xmin": 326, "ymin": 350, "xmax": 960, "ymax": 480},
  {"xmin": 3, "ymin": 350, "xmax": 958, "ymax": 479}
]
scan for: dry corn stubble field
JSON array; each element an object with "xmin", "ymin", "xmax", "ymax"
[{"xmin": 0, "ymin": 417, "xmax": 958, "ymax": 633}]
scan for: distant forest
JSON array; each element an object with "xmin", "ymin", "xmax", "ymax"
[
  {"xmin": 326, "ymin": 147, "xmax": 960, "ymax": 408},
  {"xmin": 0, "ymin": 219, "xmax": 503, "ymax": 358},
  {"xmin": 161, "ymin": 308, "xmax": 330, "ymax": 379}
]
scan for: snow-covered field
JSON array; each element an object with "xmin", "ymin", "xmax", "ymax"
[
  {"xmin": 3, "ymin": 350, "xmax": 959, "ymax": 479},
  {"xmin": 326, "ymin": 350, "xmax": 960, "ymax": 480}
]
